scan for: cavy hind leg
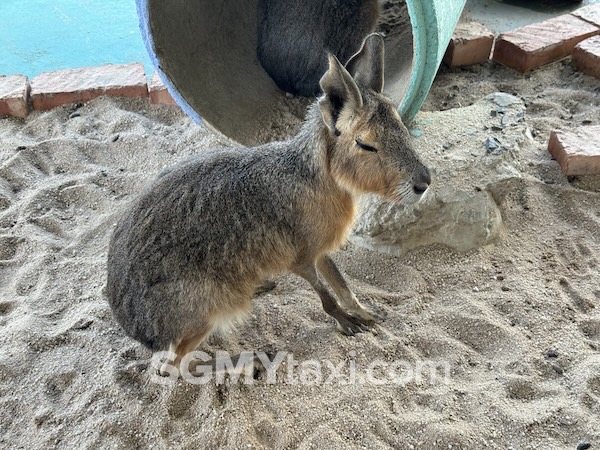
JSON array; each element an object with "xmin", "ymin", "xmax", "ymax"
[
  {"xmin": 317, "ymin": 255, "xmax": 381, "ymax": 323},
  {"xmin": 159, "ymin": 323, "xmax": 213, "ymax": 377},
  {"xmin": 293, "ymin": 262, "xmax": 371, "ymax": 336},
  {"xmin": 254, "ymin": 279, "xmax": 277, "ymax": 297}
]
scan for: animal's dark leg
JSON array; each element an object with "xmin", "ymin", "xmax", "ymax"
[
  {"xmin": 293, "ymin": 262, "xmax": 370, "ymax": 335},
  {"xmin": 317, "ymin": 254, "xmax": 380, "ymax": 323}
]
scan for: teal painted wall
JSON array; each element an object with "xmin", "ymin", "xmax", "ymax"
[
  {"xmin": 400, "ymin": 0, "xmax": 467, "ymax": 123},
  {"xmin": 0, "ymin": 0, "xmax": 152, "ymax": 77}
]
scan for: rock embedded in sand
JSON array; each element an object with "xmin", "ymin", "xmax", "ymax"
[
  {"xmin": 352, "ymin": 93, "xmax": 526, "ymax": 256},
  {"xmin": 485, "ymin": 136, "xmax": 506, "ymax": 155},
  {"xmin": 0, "ymin": 74, "xmax": 29, "ymax": 119},
  {"xmin": 30, "ymin": 63, "xmax": 148, "ymax": 111}
]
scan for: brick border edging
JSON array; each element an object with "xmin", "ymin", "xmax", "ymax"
[
  {"xmin": 572, "ymin": 35, "xmax": 600, "ymax": 79},
  {"xmin": 2, "ymin": 4, "xmax": 599, "ymax": 120},
  {"xmin": 490, "ymin": 3, "xmax": 600, "ymax": 73},
  {"xmin": 443, "ymin": 4, "xmax": 600, "ymax": 75},
  {"xmin": 0, "ymin": 63, "xmax": 176, "ymax": 119}
]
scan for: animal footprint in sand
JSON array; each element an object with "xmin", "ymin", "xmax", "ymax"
[
  {"xmin": 0, "ymin": 236, "xmax": 22, "ymax": 262},
  {"xmin": 0, "ymin": 301, "xmax": 17, "ymax": 317},
  {"xmin": 556, "ymin": 238, "xmax": 598, "ymax": 276},
  {"xmin": 0, "ymin": 148, "xmax": 52, "ymax": 194},
  {"xmin": 579, "ymin": 319, "xmax": 600, "ymax": 341},
  {"xmin": 559, "ymin": 277, "xmax": 596, "ymax": 313},
  {"xmin": 44, "ymin": 370, "xmax": 78, "ymax": 401},
  {"xmin": 580, "ymin": 374, "xmax": 600, "ymax": 412},
  {"xmin": 434, "ymin": 313, "xmax": 518, "ymax": 358}
]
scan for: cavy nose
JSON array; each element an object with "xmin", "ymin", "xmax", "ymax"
[{"xmin": 412, "ymin": 167, "xmax": 431, "ymax": 195}]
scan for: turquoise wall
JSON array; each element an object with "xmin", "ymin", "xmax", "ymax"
[
  {"xmin": 400, "ymin": 0, "xmax": 467, "ymax": 123},
  {"xmin": 0, "ymin": 0, "xmax": 152, "ymax": 77}
]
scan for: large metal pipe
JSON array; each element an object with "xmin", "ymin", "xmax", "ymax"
[{"xmin": 137, "ymin": 0, "xmax": 465, "ymax": 146}]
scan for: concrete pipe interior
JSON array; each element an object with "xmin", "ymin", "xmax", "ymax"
[{"xmin": 138, "ymin": 0, "xmax": 465, "ymax": 146}]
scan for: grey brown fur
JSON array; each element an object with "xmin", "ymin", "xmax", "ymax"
[
  {"xmin": 106, "ymin": 34, "xmax": 431, "ymax": 374},
  {"xmin": 257, "ymin": 0, "xmax": 379, "ymax": 97}
]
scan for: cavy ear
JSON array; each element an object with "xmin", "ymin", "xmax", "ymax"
[
  {"xmin": 318, "ymin": 53, "xmax": 363, "ymax": 134},
  {"xmin": 345, "ymin": 33, "xmax": 385, "ymax": 93}
]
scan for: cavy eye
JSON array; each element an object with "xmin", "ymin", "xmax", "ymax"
[{"xmin": 355, "ymin": 139, "xmax": 378, "ymax": 153}]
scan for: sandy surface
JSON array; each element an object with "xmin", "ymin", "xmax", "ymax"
[{"xmin": 1, "ymin": 57, "xmax": 599, "ymax": 449}]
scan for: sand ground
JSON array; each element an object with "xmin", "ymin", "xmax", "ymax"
[{"xmin": 0, "ymin": 56, "xmax": 599, "ymax": 449}]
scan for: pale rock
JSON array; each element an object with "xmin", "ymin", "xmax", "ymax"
[{"xmin": 351, "ymin": 93, "xmax": 527, "ymax": 256}]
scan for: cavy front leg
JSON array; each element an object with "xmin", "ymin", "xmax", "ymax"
[
  {"xmin": 293, "ymin": 262, "xmax": 371, "ymax": 336},
  {"xmin": 316, "ymin": 254, "xmax": 381, "ymax": 323}
]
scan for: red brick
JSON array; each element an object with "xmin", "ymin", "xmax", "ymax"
[
  {"xmin": 493, "ymin": 14, "xmax": 599, "ymax": 72},
  {"xmin": 30, "ymin": 63, "xmax": 148, "ymax": 111},
  {"xmin": 444, "ymin": 21, "xmax": 495, "ymax": 67},
  {"xmin": 0, "ymin": 75, "xmax": 30, "ymax": 119},
  {"xmin": 572, "ymin": 3, "xmax": 600, "ymax": 28},
  {"xmin": 573, "ymin": 36, "xmax": 600, "ymax": 79},
  {"xmin": 548, "ymin": 126, "xmax": 600, "ymax": 176},
  {"xmin": 149, "ymin": 71, "xmax": 176, "ymax": 105}
]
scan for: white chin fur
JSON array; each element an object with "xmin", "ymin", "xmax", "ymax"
[{"xmin": 395, "ymin": 182, "xmax": 430, "ymax": 206}]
